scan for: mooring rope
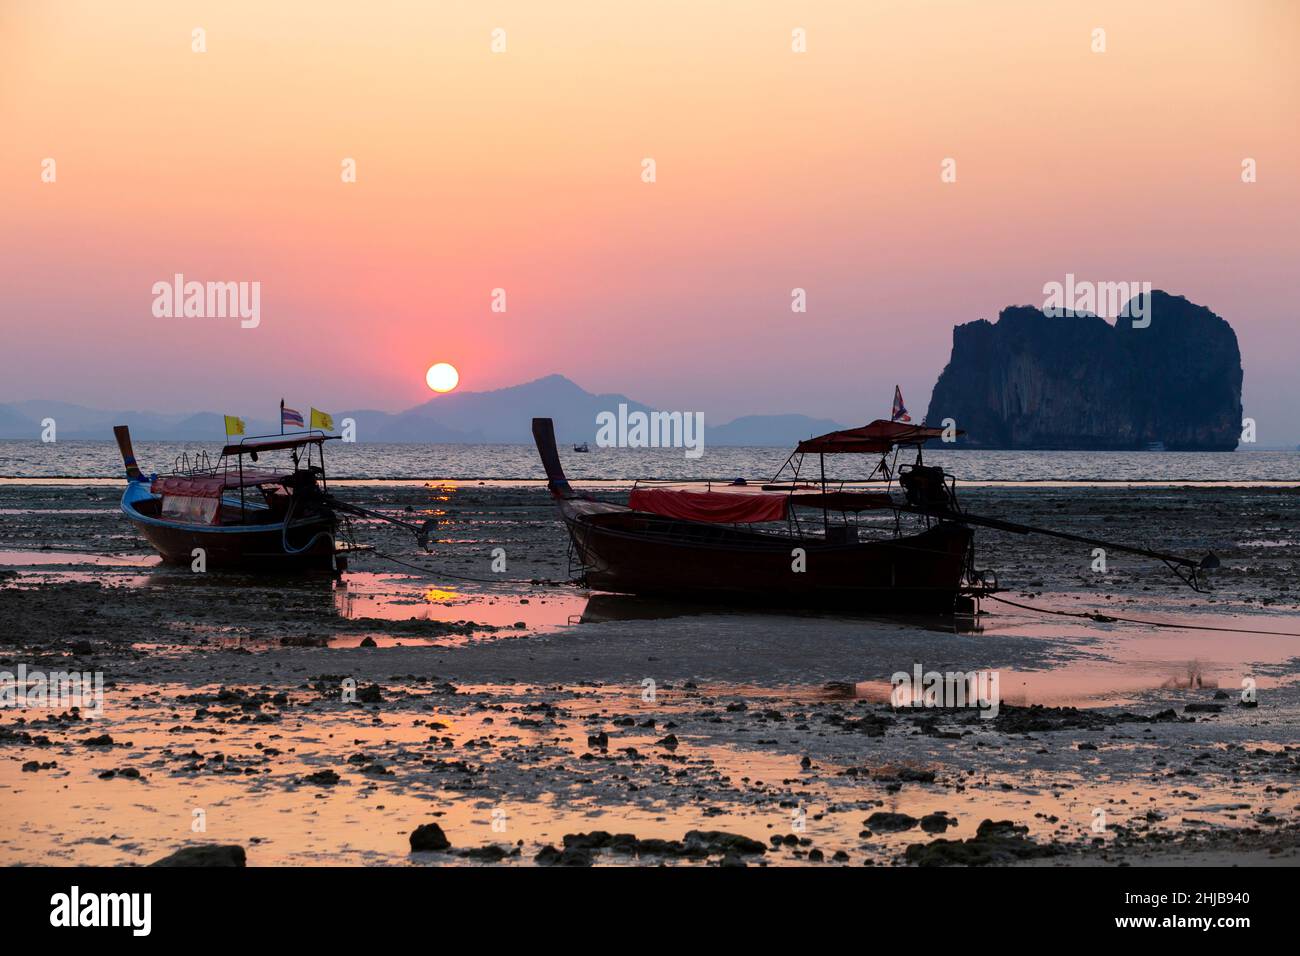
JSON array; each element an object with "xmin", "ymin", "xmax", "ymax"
[
  {"xmin": 986, "ymin": 593, "xmax": 1300, "ymax": 638},
  {"xmin": 3, "ymin": 544, "xmax": 158, "ymax": 554}
]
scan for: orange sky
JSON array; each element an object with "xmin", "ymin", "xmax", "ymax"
[{"xmin": 2, "ymin": 1, "xmax": 1297, "ymax": 438}]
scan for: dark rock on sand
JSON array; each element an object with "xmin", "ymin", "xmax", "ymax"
[
  {"xmin": 150, "ymin": 844, "xmax": 247, "ymax": 867},
  {"xmin": 990, "ymin": 704, "xmax": 1186, "ymax": 733},
  {"xmin": 904, "ymin": 819, "xmax": 1061, "ymax": 867},
  {"xmin": 280, "ymin": 635, "xmax": 329, "ymax": 647},
  {"xmin": 536, "ymin": 844, "xmax": 592, "ymax": 866},
  {"xmin": 683, "ymin": 830, "xmax": 766, "ymax": 855},
  {"xmin": 656, "ymin": 733, "xmax": 679, "ymax": 749},
  {"xmin": 409, "ymin": 822, "xmax": 452, "ymax": 852},
  {"xmin": 896, "ymin": 767, "xmax": 936, "ymax": 783},
  {"xmin": 563, "ymin": 831, "xmax": 616, "ymax": 850},
  {"xmin": 920, "ymin": 813, "xmax": 955, "ymax": 834},
  {"xmin": 630, "ymin": 837, "xmax": 685, "ymax": 857},
  {"xmin": 865, "ymin": 812, "xmax": 919, "ymax": 832},
  {"xmin": 302, "ymin": 769, "xmax": 340, "ymax": 786},
  {"xmin": 829, "ymin": 711, "xmax": 892, "ymax": 736},
  {"xmin": 459, "ymin": 844, "xmax": 511, "ymax": 861},
  {"xmin": 558, "ymin": 829, "xmax": 764, "ymax": 859}
]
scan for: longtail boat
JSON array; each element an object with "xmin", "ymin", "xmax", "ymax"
[
  {"xmin": 114, "ymin": 425, "xmax": 431, "ymax": 572},
  {"xmin": 531, "ymin": 417, "xmax": 1218, "ymax": 613}
]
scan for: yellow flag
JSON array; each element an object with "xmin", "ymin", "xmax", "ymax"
[
  {"xmin": 224, "ymin": 415, "xmax": 246, "ymax": 436},
  {"xmin": 310, "ymin": 407, "xmax": 335, "ymax": 431}
]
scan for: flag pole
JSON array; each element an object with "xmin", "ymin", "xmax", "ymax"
[{"xmin": 280, "ymin": 398, "xmax": 284, "ymax": 435}]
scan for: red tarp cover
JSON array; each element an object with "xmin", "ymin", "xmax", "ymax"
[
  {"xmin": 789, "ymin": 491, "xmax": 895, "ymax": 511},
  {"xmin": 795, "ymin": 419, "xmax": 962, "ymax": 454},
  {"xmin": 152, "ymin": 470, "xmax": 291, "ymax": 499},
  {"xmin": 628, "ymin": 486, "xmax": 790, "ymax": 524}
]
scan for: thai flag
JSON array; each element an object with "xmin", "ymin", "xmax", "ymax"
[
  {"xmin": 891, "ymin": 385, "xmax": 911, "ymax": 423},
  {"xmin": 282, "ymin": 405, "xmax": 305, "ymax": 430}
]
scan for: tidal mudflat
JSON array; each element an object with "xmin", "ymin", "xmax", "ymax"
[{"xmin": 2, "ymin": 483, "xmax": 1298, "ymax": 866}]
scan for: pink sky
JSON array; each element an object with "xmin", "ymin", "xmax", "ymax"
[{"xmin": 2, "ymin": 1, "xmax": 1297, "ymax": 440}]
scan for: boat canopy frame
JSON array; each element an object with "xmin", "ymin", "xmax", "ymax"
[
  {"xmin": 767, "ymin": 419, "xmax": 963, "ymax": 538},
  {"xmin": 215, "ymin": 430, "xmax": 340, "ymax": 522},
  {"xmin": 144, "ymin": 430, "xmax": 339, "ymax": 524}
]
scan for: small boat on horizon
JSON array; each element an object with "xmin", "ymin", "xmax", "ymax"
[{"xmin": 573, "ymin": 442, "xmax": 590, "ymax": 453}]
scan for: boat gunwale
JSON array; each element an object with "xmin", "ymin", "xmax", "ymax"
[{"xmin": 120, "ymin": 485, "xmax": 334, "ymax": 536}]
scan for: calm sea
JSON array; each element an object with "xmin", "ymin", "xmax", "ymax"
[{"xmin": 1, "ymin": 440, "xmax": 1297, "ymax": 483}]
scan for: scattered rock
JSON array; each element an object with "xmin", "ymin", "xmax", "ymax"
[
  {"xmin": 920, "ymin": 812, "xmax": 954, "ymax": 834},
  {"xmin": 536, "ymin": 844, "xmax": 592, "ymax": 866},
  {"xmin": 904, "ymin": 819, "xmax": 1061, "ymax": 867},
  {"xmin": 459, "ymin": 844, "xmax": 510, "ymax": 862},
  {"xmin": 897, "ymin": 767, "xmax": 936, "ymax": 783},
  {"xmin": 865, "ymin": 812, "xmax": 919, "ymax": 832},
  {"xmin": 683, "ymin": 830, "xmax": 766, "ymax": 855},
  {"xmin": 302, "ymin": 769, "xmax": 340, "ymax": 786},
  {"xmin": 409, "ymin": 822, "xmax": 451, "ymax": 852},
  {"xmin": 280, "ymin": 635, "xmax": 328, "ymax": 647},
  {"xmin": 150, "ymin": 844, "xmax": 246, "ymax": 867}
]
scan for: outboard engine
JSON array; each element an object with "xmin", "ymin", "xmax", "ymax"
[{"xmin": 898, "ymin": 464, "xmax": 958, "ymax": 514}]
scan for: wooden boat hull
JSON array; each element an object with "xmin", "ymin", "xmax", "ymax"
[
  {"xmin": 558, "ymin": 499, "xmax": 973, "ymax": 612},
  {"xmin": 120, "ymin": 483, "xmax": 337, "ymax": 571}
]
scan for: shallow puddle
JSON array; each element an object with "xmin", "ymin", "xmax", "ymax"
[{"xmin": 332, "ymin": 573, "xmax": 588, "ymax": 634}]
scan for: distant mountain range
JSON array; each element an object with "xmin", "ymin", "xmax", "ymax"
[{"xmin": 0, "ymin": 375, "xmax": 847, "ymax": 447}]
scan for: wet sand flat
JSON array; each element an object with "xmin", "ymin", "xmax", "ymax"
[{"xmin": 1, "ymin": 482, "xmax": 1298, "ymax": 866}]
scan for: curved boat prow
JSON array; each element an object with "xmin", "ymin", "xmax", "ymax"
[
  {"xmin": 532, "ymin": 417, "xmax": 576, "ymax": 499},
  {"xmin": 113, "ymin": 425, "xmax": 145, "ymax": 482}
]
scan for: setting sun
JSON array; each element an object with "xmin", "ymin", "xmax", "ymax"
[{"xmin": 425, "ymin": 363, "xmax": 460, "ymax": 393}]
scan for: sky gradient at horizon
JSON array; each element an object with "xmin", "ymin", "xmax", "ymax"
[{"xmin": 2, "ymin": 1, "xmax": 1297, "ymax": 439}]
